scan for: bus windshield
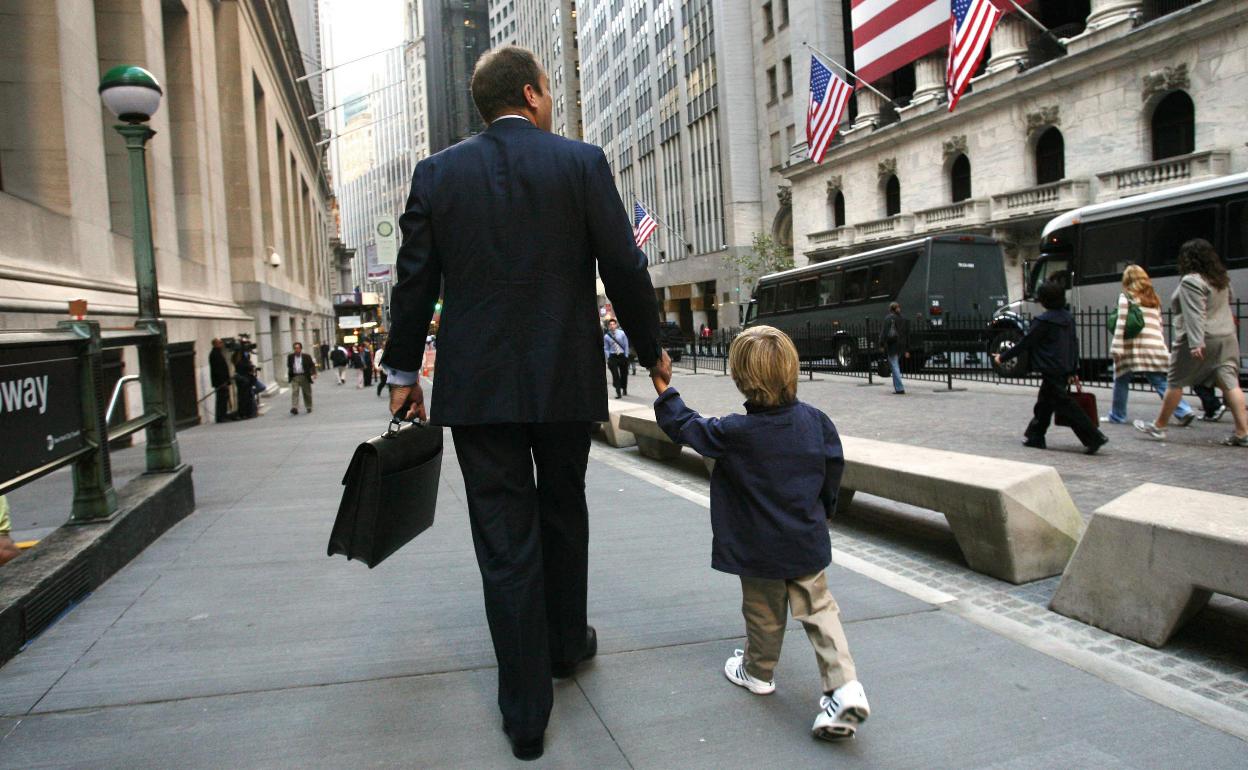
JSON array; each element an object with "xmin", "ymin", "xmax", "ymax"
[
  {"xmin": 1027, "ymin": 257, "xmax": 1071, "ymax": 298},
  {"xmin": 744, "ymin": 299, "xmax": 757, "ymax": 324}
]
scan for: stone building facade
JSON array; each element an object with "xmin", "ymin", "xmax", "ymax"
[
  {"xmin": 0, "ymin": 0, "xmax": 335, "ymax": 424},
  {"xmin": 782, "ymin": 0, "xmax": 1246, "ymax": 301}
]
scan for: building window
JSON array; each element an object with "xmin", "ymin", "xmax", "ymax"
[
  {"xmin": 884, "ymin": 175, "xmax": 901, "ymax": 217},
  {"xmin": 1151, "ymin": 91, "xmax": 1195, "ymax": 161},
  {"xmin": 950, "ymin": 155, "xmax": 971, "ymax": 203},
  {"xmin": 762, "ymin": 2, "xmax": 774, "ymax": 38},
  {"xmin": 828, "ymin": 189, "xmax": 845, "ymax": 228},
  {"xmin": 1035, "ymin": 127, "xmax": 1064, "ymax": 185},
  {"xmin": 766, "ymin": 66, "xmax": 778, "ymax": 104},
  {"xmin": 779, "ymin": 0, "xmax": 790, "ymax": 28},
  {"xmin": 782, "ymin": 56, "xmax": 793, "ymax": 96}
]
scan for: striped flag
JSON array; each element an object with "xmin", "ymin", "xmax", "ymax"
[
  {"xmin": 851, "ymin": 0, "xmax": 949, "ymax": 85},
  {"xmin": 947, "ymin": 0, "xmax": 1004, "ymax": 111},
  {"xmin": 807, "ymin": 56, "xmax": 853, "ymax": 164},
  {"xmin": 633, "ymin": 201, "xmax": 658, "ymax": 247}
]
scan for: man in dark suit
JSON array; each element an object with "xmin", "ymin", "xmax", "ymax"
[
  {"xmin": 383, "ymin": 46, "xmax": 666, "ymax": 760},
  {"xmin": 208, "ymin": 338, "xmax": 232, "ymax": 422},
  {"xmin": 286, "ymin": 342, "xmax": 316, "ymax": 415}
]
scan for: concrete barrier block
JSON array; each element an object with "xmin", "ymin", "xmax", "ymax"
[
  {"xmin": 599, "ymin": 406, "xmax": 647, "ymax": 448},
  {"xmin": 618, "ymin": 412, "xmax": 683, "ymax": 461},
  {"xmin": 1049, "ymin": 483, "xmax": 1248, "ymax": 647}
]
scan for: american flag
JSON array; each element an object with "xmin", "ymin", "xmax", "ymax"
[
  {"xmin": 807, "ymin": 56, "xmax": 853, "ymax": 164},
  {"xmin": 633, "ymin": 201, "xmax": 658, "ymax": 247},
  {"xmin": 851, "ymin": 0, "xmax": 949, "ymax": 85},
  {"xmin": 947, "ymin": 0, "xmax": 1004, "ymax": 111}
]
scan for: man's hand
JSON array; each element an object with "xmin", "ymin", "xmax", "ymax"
[
  {"xmin": 388, "ymin": 381, "xmax": 427, "ymax": 422},
  {"xmin": 1191, "ymin": 345, "xmax": 1206, "ymax": 361},
  {"xmin": 650, "ymin": 349, "xmax": 672, "ymax": 395}
]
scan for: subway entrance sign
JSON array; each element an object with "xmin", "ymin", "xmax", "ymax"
[{"xmin": 0, "ymin": 342, "xmax": 86, "ymax": 486}]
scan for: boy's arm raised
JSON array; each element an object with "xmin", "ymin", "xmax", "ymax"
[{"xmin": 653, "ymin": 388, "xmax": 728, "ymax": 459}]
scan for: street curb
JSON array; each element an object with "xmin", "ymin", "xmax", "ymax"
[{"xmin": 0, "ymin": 466, "xmax": 195, "ymax": 666}]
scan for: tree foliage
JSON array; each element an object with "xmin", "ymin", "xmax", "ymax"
[{"xmin": 725, "ymin": 232, "xmax": 795, "ymax": 290}]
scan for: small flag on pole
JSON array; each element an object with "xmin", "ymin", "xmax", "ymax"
[
  {"xmin": 807, "ymin": 56, "xmax": 853, "ymax": 165},
  {"xmin": 633, "ymin": 201, "xmax": 658, "ymax": 247},
  {"xmin": 947, "ymin": 0, "xmax": 1003, "ymax": 111}
]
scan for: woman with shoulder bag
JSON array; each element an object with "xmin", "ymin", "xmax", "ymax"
[
  {"xmin": 1134, "ymin": 239, "xmax": 1248, "ymax": 445},
  {"xmin": 878, "ymin": 302, "xmax": 908, "ymax": 394},
  {"xmin": 1105, "ymin": 265, "xmax": 1195, "ymax": 425}
]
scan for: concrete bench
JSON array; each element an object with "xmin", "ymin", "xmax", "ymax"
[
  {"xmin": 596, "ymin": 401, "xmax": 648, "ymax": 448},
  {"xmin": 836, "ymin": 437, "xmax": 1084, "ymax": 584},
  {"xmin": 612, "ymin": 413, "xmax": 1084, "ymax": 584},
  {"xmin": 1049, "ymin": 483, "xmax": 1248, "ymax": 648}
]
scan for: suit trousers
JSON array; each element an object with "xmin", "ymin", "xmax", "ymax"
[
  {"xmin": 451, "ymin": 422, "xmax": 593, "ymax": 737},
  {"xmin": 607, "ymin": 354, "xmax": 629, "ymax": 395},
  {"xmin": 290, "ymin": 374, "xmax": 312, "ymax": 410},
  {"xmin": 213, "ymin": 381, "xmax": 231, "ymax": 422},
  {"xmin": 740, "ymin": 571, "xmax": 857, "ymax": 694}
]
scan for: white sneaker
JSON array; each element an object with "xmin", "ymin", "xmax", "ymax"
[
  {"xmin": 812, "ymin": 681, "xmax": 870, "ymax": 741},
  {"xmin": 1132, "ymin": 419, "xmax": 1166, "ymax": 440},
  {"xmin": 723, "ymin": 649, "xmax": 775, "ymax": 695}
]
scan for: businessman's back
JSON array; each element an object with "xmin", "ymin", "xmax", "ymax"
[{"xmin": 383, "ymin": 47, "xmax": 663, "ymax": 761}]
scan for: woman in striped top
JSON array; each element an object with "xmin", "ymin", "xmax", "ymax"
[{"xmin": 1106, "ymin": 265, "xmax": 1195, "ymax": 424}]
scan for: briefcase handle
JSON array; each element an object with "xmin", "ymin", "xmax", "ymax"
[{"xmin": 385, "ymin": 410, "xmax": 426, "ymax": 438}]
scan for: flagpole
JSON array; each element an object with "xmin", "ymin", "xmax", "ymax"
[
  {"xmin": 630, "ymin": 193, "xmax": 690, "ymax": 245},
  {"xmin": 800, "ymin": 41, "xmax": 892, "ymax": 103},
  {"xmin": 1004, "ymin": 0, "xmax": 1052, "ymax": 36}
]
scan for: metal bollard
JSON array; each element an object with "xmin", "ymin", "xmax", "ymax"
[{"xmin": 59, "ymin": 320, "xmax": 119, "ymax": 522}]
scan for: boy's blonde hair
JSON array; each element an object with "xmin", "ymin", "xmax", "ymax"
[{"xmin": 729, "ymin": 325, "xmax": 799, "ymax": 407}]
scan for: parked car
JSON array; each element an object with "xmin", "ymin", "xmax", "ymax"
[{"xmin": 658, "ymin": 321, "xmax": 687, "ymax": 362}]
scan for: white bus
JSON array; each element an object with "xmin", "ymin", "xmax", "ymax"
[{"xmin": 989, "ymin": 172, "xmax": 1248, "ymax": 377}]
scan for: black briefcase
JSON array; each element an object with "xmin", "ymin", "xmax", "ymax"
[{"xmin": 327, "ymin": 417, "xmax": 444, "ymax": 568}]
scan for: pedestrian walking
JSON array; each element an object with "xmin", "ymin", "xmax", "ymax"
[
  {"xmin": 287, "ymin": 342, "xmax": 316, "ymax": 415},
  {"xmin": 877, "ymin": 302, "xmax": 909, "ymax": 394},
  {"xmin": 1134, "ymin": 239, "xmax": 1248, "ymax": 445},
  {"xmin": 319, "ymin": 341, "xmax": 330, "ymax": 371},
  {"xmin": 604, "ymin": 318, "xmax": 630, "ymax": 398},
  {"xmin": 350, "ymin": 345, "xmax": 366, "ymax": 389},
  {"xmin": 209, "ymin": 338, "xmax": 233, "ymax": 422},
  {"xmin": 330, "ymin": 344, "xmax": 348, "ymax": 384},
  {"xmin": 994, "ymin": 280, "xmax": 1109, "ymax": 454},
  {"xmin": 1193, "ymin": 384, "xmax": 1226, "ymax": 422},
  {"xmin": 374, "ymin": 344, "xmax": 388, "ymax": 397},
  {"xmin": 699, "ymin": 323, "xmax": 713, "ymax": 355},
  {"xmin": 0, "ymin": 496, "xmax": 19, "ymax": 567},
  {"xmin": 1104, "ymin": 265, "xmax": 1195, "ymax": 425},
  {"xmin": 651, "ymin": 325, "xmax": 871, "ymax": 742},
  {"xmin": 360, "ymin": 344, "xmax": 374, "ymax": 388},
  {"xmin": 383, "ymin": 46, "xmax": 663, "ymax": 761}
]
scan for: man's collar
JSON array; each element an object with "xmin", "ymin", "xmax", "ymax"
[{"xmin": 491, "ymin": 114, "xmax": 530, "ymax": 123}]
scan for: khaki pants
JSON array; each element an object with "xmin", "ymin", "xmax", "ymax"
[
  {"xmin": 740, "ymin": 571, "xmax": 856, "ymax": 694},
  {"xmin": 290, "ymin": 373, "xmax": 313, "ymax": 410}
]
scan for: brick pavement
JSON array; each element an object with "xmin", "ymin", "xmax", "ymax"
[{"xmin": 603, "ymin": 369, "xmax": 1248, "ymax": 724}]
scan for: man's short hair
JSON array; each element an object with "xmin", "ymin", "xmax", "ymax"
[
  {"xmin": 293, "ymin": 342, "xmax": 302, "ymax": 350},
  {"xmin": 470, "ymin": 46, "xmax": 544, "ymax": 123},
  {"xmin": 729, "ymin": 325, "xmax": 799, "ymax": 407}
]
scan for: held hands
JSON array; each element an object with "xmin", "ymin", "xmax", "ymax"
[
  {"xmin": 388, "ymin": 381, "xmax": 427, "ymax": 422},
  {"xmin": 650, "ymin": 349, "xmax": 672, "ymax": 395}
]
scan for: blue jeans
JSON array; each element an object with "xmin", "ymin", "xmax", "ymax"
[
  {"xmin": 888, "ymin": 354, "xmax": 904, "ymax": 393},
  {"xmin": 1109, "ymin": 369, "xmax": 1192, "ymax": 423}
]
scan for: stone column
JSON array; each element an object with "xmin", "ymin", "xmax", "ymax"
[
  {"xmin": 851, "ymin": 89, "xmax": 884, "ymax": 131},
  {"xmin": 911, "ymin": 52, "xmax": 946, "ymax": 105},
  {"xmin": 1086, "ymin": 0, "xmax": 1145, "ymax": 31},
  {"xmin": 986, "ymin": 13, "xmax": 1031, "ymax": 73}
]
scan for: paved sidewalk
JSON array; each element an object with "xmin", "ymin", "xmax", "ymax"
[{"xmin": 0, "ymin": 378, "xmax": 1245, "ymax": 767}]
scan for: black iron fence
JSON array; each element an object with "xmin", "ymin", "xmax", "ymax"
[{"xmin": 673, "ymin": 301, "xmax": 1247, "ymax": 393}]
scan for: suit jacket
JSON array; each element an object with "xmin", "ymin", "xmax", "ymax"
[
  {"xmin": 287, "ymin": 353, "xmax": 316, "ymax": 380},
  {"xmin": 209, "ymin": 348, "xmax": 230, "ymax": 387},
  {"xmin": 386, "ymin": 118, "xmax": 661, "ymax": 425}
]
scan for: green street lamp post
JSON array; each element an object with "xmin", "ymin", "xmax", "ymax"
[{"xmin": 98, "ymin": 65, "xmax": 180, "ymax": 474}]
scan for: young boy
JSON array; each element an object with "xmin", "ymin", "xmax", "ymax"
[
  {"xmin": 650, "ymin": 325, "xmax": 870, "ymax": 740},
  {"xmin": 993, "ymin": 280, "xmax": 1108, "ymax": 454}
]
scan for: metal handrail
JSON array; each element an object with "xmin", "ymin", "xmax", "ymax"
[{"xmin": 105, "ymin": 375, "xmax": 141, "ymax": 425}]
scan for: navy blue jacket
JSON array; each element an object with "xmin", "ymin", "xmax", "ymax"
[
  {"xmin": 385, "ymin": 118, "xmax": 661, "ymax": 425},
  {"xmin": 654, "ymin": 388, "xmax": 844, "ymax": 580},
  {"xmin": 998, "ymin": 309, "xmax": 1079, "ymax": 376}
]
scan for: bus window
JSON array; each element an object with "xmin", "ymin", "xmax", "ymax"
[
  {"xmin": 776, "ymin": 282, "xmax": 797, "ymax": 312},
  {"xmin": 844, "ymin": 269, "xmax": 868, "ymax": 301},
  {"xmin": 818, "ymin": 272, "xmax": 842, "ymax": 305},
  {"xmin": 796, "ymin": 278, "xmax": 818, "ymax": 309},
  {"xmin": 1080, "ymin": 218, "xmax": 1144, "ymax": 281},
  {"xmin": 1227, "ymin": 199, "xmax": 1248, "ymax": 268},
  {"xmin": 1147, "ymin": 205, "xmax": 1218, "ymax": 275},
  {"xmin": 758, "ymin": 285, "xmax": 776, "ymax": 314},
  {"xmin": 744, "ymin": 300, "xmax": 758, "ymax": 324},
  {"xmin": 867, "ymin": 263, "xmax": 891, "ymax": 299}
]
